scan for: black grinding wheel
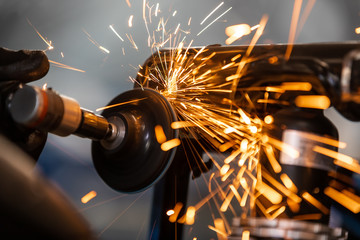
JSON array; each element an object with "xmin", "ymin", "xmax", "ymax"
[{"xmin": 92, "ymin": 88, "xmax": 178, "ymax": 193}]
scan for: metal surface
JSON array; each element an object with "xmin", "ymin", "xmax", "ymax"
[
  {"xmin": 92, "ymin": 88, "xmax": 178, "ymax": 193},
  {"xmin": 229, "ymin": 217, "xmax": 348, "ymax": 240}
]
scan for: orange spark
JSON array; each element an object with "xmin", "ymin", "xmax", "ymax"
[
  {"xmin": 48, "ymin": 60, "xmax": 85, "ymax": 73},
  {"xmin": 214, "ymin": 218, "xmax": 227, "ymax": 240},
  {"xmin": 256, "ymin": 182, "xmax": 283, "ymax": 204},
  {"xmin": 225, "ymin": 24, "xmax": 251, "ymax": 45},
  {"xmin": 356, "ymin": 27, "xmax": 360, "ymax": 34},
  {"xmin": 285, "ymin": 0, "xmax": 303, "ymax": 60},
  {"xmin": 125, "ymin": 0, "xmax": 131, "ymax": 7},
  {"xmin": 161, "ymin": 138, "xmax": 181, "ymax": 151},
  {"xmin": 264, "ymin": 146, "xmax": 282, "ymax": 173},
  {"xmin": 293, "ymin": 213, "xmax": 322, "ymax": 220},
  {"xmin": 185, "ymin": 206, "xmax": 196, "ymax": 225},
  {"xmin": 169, "ymin": 202, "xmax": 183, "ymax": 223},
  {"xmin": 313, "ymin": 145, "xmax": 359, "ymax": 167},
  {"xmin": 269, "ymin": 206, "xmax": 286, "ymax": 220},
  {"xmin": 264, "ymin": 115, "xmax": 274, "ymax": 124},
  {"xmin": 81, "ymin": 190, "xmax": 97, "ymax": 204},
  {"xmin": 324, "ymin": 187, "xmax": 360, "ymax": 214},
  {"xmin": 302, "ymin": 192, "xmax": 329, "ymax": 214},
  {"xmin": 26, "ymin": 18, "xmax": 54, "ymax": 50},
  {"xmin": 208, "ymin": 225, "xmax": 227, "ymax": 238},
  {"xmin": 96, "ymin": 97, "xmax": 147, "ymax": 112},
  {"xmin": 155, "ymin": 125, "xmax": 167, "ymax": 144},
  {"xmin": 295, "ymin": 95, "xmax": 331, "ymax": 109},
  {"xmin": 242, "ymin": 230, "xmax": 250, "ymax": 240},
  {"xmin": 264, "ymin": 136, "xmax": 300, "ymax": 159},
  {"xmin": 280, "ymin": 173, "xmax": 298, "ymax": 193}
]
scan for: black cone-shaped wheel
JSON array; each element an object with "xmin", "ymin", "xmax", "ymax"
[{"xmin": 92, "ymin": 88, "xmax": 178, "ymax": 192}]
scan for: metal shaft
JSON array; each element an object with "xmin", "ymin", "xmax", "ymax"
[{"xmin": 9, "ymin": 85, "xmax": 116, "ymax": 141}]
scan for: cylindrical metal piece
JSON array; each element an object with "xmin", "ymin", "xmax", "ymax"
[
  {"xmin": 9, "ymin": 85, "xmax": 116, "ymax": 141},
  {"xmin": 75, "ymin": 109, "xmax": 110, "ymax": 140}
]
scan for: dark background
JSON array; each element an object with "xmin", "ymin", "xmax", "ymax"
[{"xmin": 1, "ymin": 0, "xmax": 360, "ymax": 239}]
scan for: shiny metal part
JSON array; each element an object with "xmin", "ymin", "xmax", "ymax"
[
  {"xmin": 229, "ymin": 217, "xmax": 348, "ymax": 240},
  {"xmin": 100, "ymin": 116, "xmax": 126, "ymax": 150}
]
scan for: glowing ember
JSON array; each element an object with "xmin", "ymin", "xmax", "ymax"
[
  {"xmin": 166, "ymin": 209, "xmax": 175, "ymax": 216},
  {"xmin": 81, "ymin": 190, "xmax": 97, "ymax": 204},
  {"xmin": 155, "ymin": 125, "xmax": 167, "ymax": 144},
  {"xmin": 161, "ymin": 138, "xmax": 181, "ymax": 151},
  {"xmin": 295, "ymin": 95, "xmax": 331, "ymax": 109}
]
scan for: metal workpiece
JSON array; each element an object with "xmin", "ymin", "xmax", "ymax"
[
  {"xmin": 74, "ymin": 108, "xmax": 111, "ymax": 140},
  {"xmin": 229, "ymin": 217, "xmax": 348, "ymax": 240},
  {"xmin": 8, "ymin": 84, "xmax": 121, "ymax": 141},
  {"xmin": 9, "ymin": 85, "xmax": 81, "ymax": 136}
]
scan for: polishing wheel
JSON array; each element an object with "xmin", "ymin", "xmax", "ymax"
[{"xmin": 91, "ymin": 88, "xmax": 178, "ymax": 193}]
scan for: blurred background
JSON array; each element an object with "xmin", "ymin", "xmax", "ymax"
[{"xmin": 0, "ymin": 0, "xmax": 360, "ymax": 239}]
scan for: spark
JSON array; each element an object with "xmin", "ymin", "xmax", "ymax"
[
  {"xmin": 155, "ymin": 3, "xmax": 159, "ymax": 17},
  {"xmin": 280, "ymin": 173, "xmax": 298, "ymax": 193},
  {"xmin": 197, "ymin": 7, "xmax": 232, "ymax": 36},
  {"xmin": 264, "ymin": 136, "xmax": 300, "ymax": 159},
  {"xmin": 81, "ymin": 190, "xmax": 97, "ymax": 204},
  {"xmin": 264, "ymin": 115, "xmax": 273, "ymax": 124},
  {"xmin": 295, "ymin": 95, "xmax": 331, "ymax": 109},
  {"xmin": 256, "ymin": 182, "xmax": 283, "ymax": 204},
  {"xmin": 312, "ymin": 145, "xmax": 357, "ymax": 166},
  {"xmin": 185, "ymin": 206, "xmax": 196, "ymax": 225},
  {"xmin": 264, "ymin": 146, "xmax": 282, "ymax": 173},
  {"xmin": 296, "ymin": 0, "xmax": 317, "ymax": 39},
  {"xmin": 126, "ymin": 34, "xmax": 139, "ymax": 50},
  {"xmin": 225, "ymin": 24, "xmax": 251, "ymax": 45},
  {"xmin": 208, "ymin": 225, "xmax": 227, "ymax": 238},
  {"xmin": 214, "ymin": 218, "xmax": 227, "ymax": 240},
  {"xmin": 99, "ymin": 46, "xmax": 110, "ymax": 54},
  {"xmin": 60, "ymin": 52, "xmax": 64, "ymax": 58},
  {"xmin": 172, "ymin": 10, "xmax": 177, "ymax": 17},
  {"xmin": 161, "ymin": 138, "xmax": 181, "ymax": 151},
  {"xmin": 128, "ymin": 15, "xmax": 134, "ymax": 27},
  {"xmin": 302, "ymin": 192, "xmax": 329, "ymax": 214},
  {"xmin": 155, "ymin": 125, "xmax": 167, "ymax": 144},
  {"xmin": 188, "ymin": 17, "xmax": 192, "ymax": 26},
  {"xmin": 98, "ymin": 191, "xmax": 146, "ymax": 237},
  {"xmin": 83, "ymin": 29, "xmax": 110, "ymax": 54},
  {"xmin": 324, "ymin": 187, "xmax": 360, "ymax": 214},
  {"xmin": 356, "ymin": 27, "xmax": 360, "ymax": 34},
  {"xmin": 49, "ymin": 60, "xmax": 86, "ymax": 73},
  {"xmin": 109, "ymin": 25, "xmax": 124, "ymax": 41},
  {"xmin": 96, "ymin": 97, "xmax": 147, "ymax": 111},
  {"xmin": 26, "ymin": 18, "xmax": 54, "ymax": 50},
  {"xmin": 174, "ymin": 23, "xmax": 181, "ymax": 35},
  {"xmin": 285, "ymin": 0, "xmax": 303, "ymax": 60},
  {"xmin": 242, "ymin": 230, "xmax": 250, "ymax": 240},
  {"xmin": 231, "ymin": 54, "xmax": 242, "ymax": 61},
  {"xmin": 125, "ymin": 0, "xmax": 131, "ymax": 8},
  {"xmin": 200, "ymin": 2, "xmax": 224, "ymax": 25},
  {"xmin": 166, "ymin": 210, "xmax": 175, "ymax": 216},
  {"xmin": 269, "ymin": 206, "xmax": 286, "ymax": 220},
  {"xmin": 169, "ymin": 202, "xmax": 183, "ymax": 223},
  {"xmin": 293, "ymin": 213, "xmax": 322, "ymax": 220}
]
